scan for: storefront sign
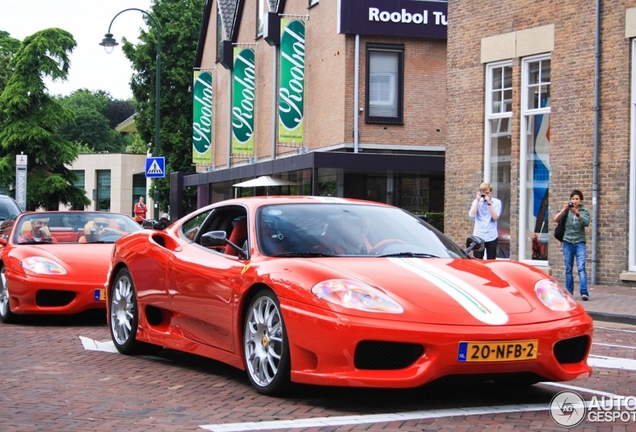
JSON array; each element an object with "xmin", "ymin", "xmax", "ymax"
[
  {"xmin": 232, "ymin": 47, "xmax": 256, "ymax": 155},
  {"xmin": 338, "ymin": 0, "xmax": 447, "ymax": 39},
  {"xmin": 278, "ymin": 19, "xmax": 305, "ymax": 144},
  {"xmin": 192, "ymin": 70, "xmax": 213, "ymax": 165}
]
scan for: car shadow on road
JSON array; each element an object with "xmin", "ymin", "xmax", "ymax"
[{"xmin": 7, "ymin": 309, "xmax": 107, "ymax": 327}]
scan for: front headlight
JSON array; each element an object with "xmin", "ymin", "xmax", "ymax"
[
  {"xmin": 20, "ymin": 257, "xmax": 67, "ymax": 275},
  {"xmin": 534, "ymin": 279, "xmax": 577, "ymax": 311},
  {"xmin": 311, "ymin": 279, "xmax": 403, "ymax": 314}
]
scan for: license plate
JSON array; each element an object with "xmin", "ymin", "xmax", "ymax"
[
  {"xmin": 94, "ymin": 289, "xmax": 105, "ymax": 301},
  {"xmin": 458, "ymin": 340, "xmax": 538, "ymax": 362}
]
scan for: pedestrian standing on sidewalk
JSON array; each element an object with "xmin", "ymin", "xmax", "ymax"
[
  {"xmin": 134, "ymin": 196, "xmax": 147, "ymax": 225},
  {"xmin": 468, "ymin": 181, "xmax": 502, "ymax": 259},
  {"xmin": 554, "ymin": 189, "xmax": 590, "ymax": 300}
]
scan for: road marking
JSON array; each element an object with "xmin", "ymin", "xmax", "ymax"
[
  {"xmin": 200, "ymin": 404, "xmax": 549, "ymax": 431},
  {"xmin": 588, "ymin": 355, "xmax": 636, "ymax": 370},
  {"xmin": 595, "ymin": 326, "xmax": 636, "ymax": 334},
  {"xmin": 79, "ymin": 336, "xmax": 118, "ymax": 353},
  {"xmin": 593, "ymin": 342, "xmax": 636, "ymax": 350},
  {"xmin": 200, "ymin": 383, "xmax": 633, "ymax": 431}
]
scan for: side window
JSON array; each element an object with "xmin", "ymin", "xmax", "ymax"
[
  {"xmin": 365, "ymin": 44, "xmax": 404, "ymax": 124},
  {"xmin": 180, "ymin": 210, "xmax": 212, "ymax": 242}
]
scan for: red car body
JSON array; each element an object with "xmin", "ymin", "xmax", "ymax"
[
  {"xmin": 106, "ymin": 197, "xmax": 593, "ymax": 395},
  {"xmin": 0, "ymin": 211, "xmax": 142, "ymax": 322}
]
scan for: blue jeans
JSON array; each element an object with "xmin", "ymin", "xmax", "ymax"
[{"xmin": 562, "ymin": 242, "xmax": 588, "ymax": 295}]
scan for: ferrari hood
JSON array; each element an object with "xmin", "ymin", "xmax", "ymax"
[
  {"xmin": 21, "ymin": 244, "xmax": 113, "ymax": 281},
  {"xmin": 308, "ymin": 257, "xmax": 573, "ymax": 326}
]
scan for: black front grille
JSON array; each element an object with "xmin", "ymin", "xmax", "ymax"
[
  {"xmin": 554, "ymin": 335, "xmax": 590, "ymax": 364},
  {"xmin": 36, "ymin": 290, "xmax": 76, "ymax": 307},
  {"xmin": 355, "ymin": 341, "xmax": 424, "ymax": 370}
]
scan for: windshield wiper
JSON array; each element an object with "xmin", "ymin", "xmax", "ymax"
[
  {"xmin": 377, "ymin": 252, "xmax": 440, "ymax": 258},
  {"xmin": 272, "ymin": 251, "xmax": 336, "ymax": 257}
]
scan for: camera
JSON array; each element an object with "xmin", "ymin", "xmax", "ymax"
[
  {"xmin": 481, "ymin": 193, "xmax": 486, "ymax": 199},
  {"xmin": 568, "ymin": 202, "xmax": 574, "ymax": 207}
]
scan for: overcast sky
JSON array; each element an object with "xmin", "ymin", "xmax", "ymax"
[{"xmin": 1, "ymin": 0, "xmax": 154, "ymax": 100}]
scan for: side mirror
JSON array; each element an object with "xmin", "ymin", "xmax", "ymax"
[{"xmin": 465, "ymin": 235, "xmax": 485, "ymax": 255}]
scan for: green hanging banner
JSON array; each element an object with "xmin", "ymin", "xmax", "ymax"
[
  {"xmin": 192, "ymin": 70, "xmax": 213, "ymax": 165},
  {"xmin": 278, "ymin": 19, "xmax": 305, "ymax": 144},
  {"xmin": 231, "ymin": 47, "xmax": 256, "ymax": 155}
]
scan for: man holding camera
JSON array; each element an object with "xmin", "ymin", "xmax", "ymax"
[
  {"xmin": 554, "ymin": 189, "xmax": 590, "ymax": 300},
  {"xmin": 468, "ymin": 181, "xmax": 502, "ymax": 259}
]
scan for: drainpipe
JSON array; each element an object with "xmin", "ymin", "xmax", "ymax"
[
  {"xmin": 272, "ymin": 45, "xmax": 278, "ymax": 159},
  {"xmin": 354, "ymin": 34, "xmax": 360, "ymax": 153},
  {"xmin": 591, "ymin": 0, "xmax": 601, "ymax": 283},
  {"xmin": 228, "ymin": 68, "xmax": 233, "ymax": 168}
]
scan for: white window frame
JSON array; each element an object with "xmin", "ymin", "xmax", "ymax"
[
  {"xmin": 365, "ymin": 44, "xmax": 404, "ymax": 124},
  {"xmin": 629, "ymin": 40, "xmax": 636, "ymax": 271},
  {"xmin": 484, "ymin": 61, "xmax": 513, "ymax": 259},
  {"xmin": 519, "ymin": 54, "xmax": 551, "ymax": 262},
  {"xmin": 484, "ymin": 61, "xmax": 513, "ymax": 186}
]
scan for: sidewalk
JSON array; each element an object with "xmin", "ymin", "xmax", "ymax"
[{"xmin": 579, "ymin": 284, "xmax": 636, "ymax": 325}]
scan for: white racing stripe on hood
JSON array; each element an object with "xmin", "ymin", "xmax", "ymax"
[{"xmin": 390, "ymin": 258, "xmax": 509, "ymax": 325}]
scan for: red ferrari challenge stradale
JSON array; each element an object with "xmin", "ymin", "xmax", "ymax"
[
  {"xmin": 0, "ymin": 211, "xmax": 142, "ymax": 323},
  {"xmin": 106, "ymin": 197, "xmax": 593, "ymax": 396}
]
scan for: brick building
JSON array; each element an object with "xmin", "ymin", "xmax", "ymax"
[
  {"xmin": 445, "ymin": 0, "xmax": 636, "ymax": 285},
  {"xmin": 184, "ymin": 0, "xmax": 448, "ymax": 219}
]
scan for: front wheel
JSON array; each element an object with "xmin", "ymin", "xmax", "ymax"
[
  {"xmin": 109, "ymin": 268, "xmax": 160, "ymax": 355},
  {"xmin": 0, "ymin": 265, "xmax": 17, "ymax": 324},
  {"xmin": 243, "ymin": 289, "xmax": 291, "ymax": 396}
]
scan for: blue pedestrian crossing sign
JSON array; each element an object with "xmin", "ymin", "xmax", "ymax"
[{"xmin": 145, "ymin": 157, "xmax": 166, "ymax": 178}]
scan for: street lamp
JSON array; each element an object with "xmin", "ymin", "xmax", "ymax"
[{"xmin": 100, "ymin": 8, "xmax": 161, "ymax": 221}]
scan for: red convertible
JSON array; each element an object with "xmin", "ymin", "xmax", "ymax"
[
  {"xmin": 107, "ymin": 197, "xmax": 592, "ymax": 395},
  {"xmin": 0, "ymin": 211, "xmax": 142, "ymax": 323}
]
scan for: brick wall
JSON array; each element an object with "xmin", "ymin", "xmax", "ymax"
[{"xmin": 447, "ymin": 0, "xmax": 636, "ymax": 284}]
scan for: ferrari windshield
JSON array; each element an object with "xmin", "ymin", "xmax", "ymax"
[
  {"xmin": 256, "ymin": 203, "xmax": 467, "ymax": 258},
  {"xmin": 14, "ymin": 212, "xmax": 142, "ymax": 244}
]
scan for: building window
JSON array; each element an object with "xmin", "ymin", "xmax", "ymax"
[
  {"xmin": 71, "ymin": 170, "xmax": 85, "ymax": 210},
  {"xmin": 520, "ymin": 55, "xmax": 551, "ymax": 262},
  {"xmin": 72, "ymin": 170, "xmax": 85, "ymax": 188},
  {"xmin": 629, "ymin": 40, "xmax": 636, "ymax": 271},
  {"xmin": 484, "ymin": 62, "xmax": 512, "ymax": 258},
  {"xmin": 309, "ymin": 0, "xmax": 319, "ymax": 6},
  {"xmin": 257, "ymin": 0, "xmax": 269, "ymax": 38},
  {"xmin": 216, "ymin": 6, "xmax": 223, "ymax": 63},
  {"xmin": 96, "ymin": 170, "xmax": 111, "ymax": 211},
  {"xmin": 365, "ymin": 44, "xmax": 404, "ymax": 124}
]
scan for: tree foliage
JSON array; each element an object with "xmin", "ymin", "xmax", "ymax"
[
  {"xmin": 56, "ymin": 89, "xmax": 134, "ymax": 153},
  {"xmin": 0, "ymin": 28, "xmax": 90, "ymax": 210},
  {"xmin": 0, "ymin": 30, "xmax": 20, "ymax": 94},
  {"xmin": 122, "ymin": 0, "xmax": 204, "ymax": 214}
]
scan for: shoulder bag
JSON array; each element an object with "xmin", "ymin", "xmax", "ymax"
[{"xmin": 554, "ymin": 212, "xmax": 567, "ymax": 242}]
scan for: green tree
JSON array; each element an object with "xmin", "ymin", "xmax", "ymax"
[
  {"xmin": 56, "ymin": 89, "xmax": 133, "ymax": 153},
  {"xmin": 0, "ymin": 30, "xmax": 20, "ymax": 94},
  {"xmin": 0, "ymin": 28, "xmax": 90, "ymax": 210},
  {"xmin": 122, "ymin": 0, "xmax": 204, "ymax": 214}
]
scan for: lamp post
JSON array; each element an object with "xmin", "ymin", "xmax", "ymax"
[{"xmin": 100, "ymin": 8, "xmax": 161, "ymax": 221}]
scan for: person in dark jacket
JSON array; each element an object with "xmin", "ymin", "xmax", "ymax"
[{"xmin": 554, "ymin": 189, "xmax": 590, "ymax": 300}]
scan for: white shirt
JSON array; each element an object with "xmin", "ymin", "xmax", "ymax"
[{"xmin": 469, "ymin": 197, "xmax": 502, "ymax": 242}]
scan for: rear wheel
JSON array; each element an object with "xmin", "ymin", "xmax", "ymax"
[
  {"xmin": 243, "ymin": 289, "xmax": 291, "ymax": 396},
  {"xmin": 0, "ymin": 265, "xmax": 17, "ymax": 324},
  {"xmin": 109, "ymin": 268, "xmax": 160, "ymax": 355}
]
